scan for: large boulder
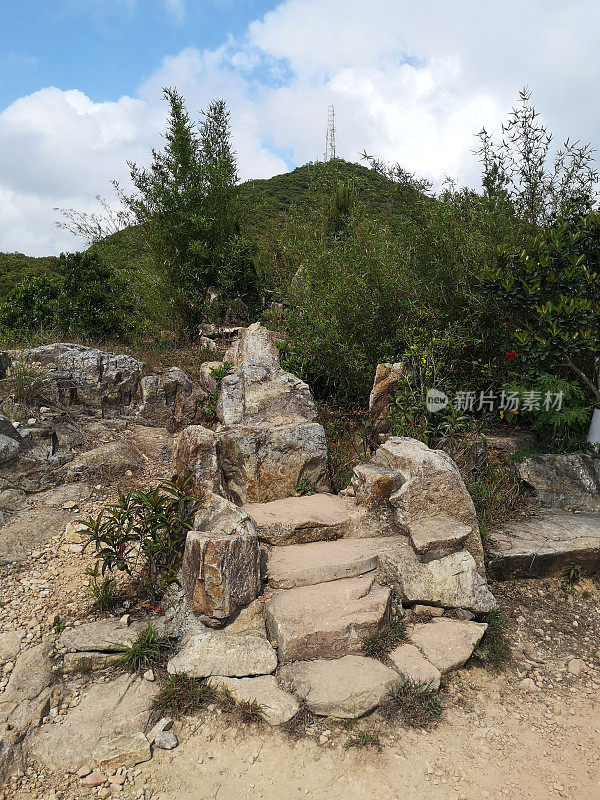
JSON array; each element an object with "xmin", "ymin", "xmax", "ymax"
[
  {"xmin": 518, "ymin": 454, "xmax": 600, "ymax": 512},
  {"xmin": 0, "ymin": 415, "xmax": 24, "ymax": 465},
  {"xmin": 215, "ymin": 324, "xmax": 330, "ymax": 503},
  {"xmin": 137, "ymin": 367, "xmax": 208, "ymax": 431},
  {"xmin": 181, "ymin": 493, "xmax": 261, "ymax": 626},
  {"xmin": 172, "ymin": 425, "xmax": 221, "ymax": 494},
  {"xmin": 356, "ymin": 437, "xmax": 485, "ymax": 573},
  {"xmin": 16, "ymin": 343, "xmax": 144, "ymax": 413}
]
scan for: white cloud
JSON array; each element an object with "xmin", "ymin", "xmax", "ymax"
[{"xmin": 2, "ymin": 0, "xmax": 600, "ymax": 255}]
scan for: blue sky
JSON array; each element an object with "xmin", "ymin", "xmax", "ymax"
[
  {"xmin": 0, "ymin": 0, "xmax": 271, "ymax": 108},
  {"xmin": 1, "ymin": 0, "xmax": 599, "ymax": 255}
]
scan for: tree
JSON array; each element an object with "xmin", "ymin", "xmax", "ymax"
[
  {"xmin": 484, "ymin": 207, "xmax": 600, "ymax": 403},
  {"xmin": 476, "ymin": 88, "xmax": 598, "ymax": 226},
  {"xmin": 118, "ymin": 89, "xmax": 258, "ymax": 329}
]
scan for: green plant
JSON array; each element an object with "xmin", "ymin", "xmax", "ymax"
[
  {"xmin": 383, "ymin": 680, "xmax": 442, "ymax": 728},
  {"xmin": 86, "ymin": 563, "xmax": 120, "ymax": 612},
  {"xmin": 472, "ymin": 609, "xmax": 512, "ymax": 667},
  {"xmin": 52, "ymin": 618, "xmax": 67, "ymax": 634},
  {"xmin": 118, "ymin": 623, "xmax": 173, "ymax": 672},
  {"xmin": 362, "ymin": 615, "xmax": 405, "ymax": 660},
  {"xmin": 82, "ymin": 475, "xmax": 200, "ymax": 600},
  {"xmin": 295, "ymin": 478, "xmax": 318, "ymax": 496},
  {"xmin": 218, "ymin": 688, "xmax": 265, "ymax": 725},
  {"xmin": 152, "ymin": 673, "xmax": 216, "ymax": 719},
  {"xmin": 4, "ymin": 359, "xmax": 49, "ymax": 403},
  {"xmin": 466, "ymin": 461, "xmax": 522, "ymax": 543},
  {"xmin": 560, "ymin": 563, "xmax": 586, "ymax": 595},
  {"xmin": 344, "ymin": 730, "xmax": 382, "ymax": 751}
]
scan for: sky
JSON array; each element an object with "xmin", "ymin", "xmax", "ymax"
[{"xmin": 1, "ymin": 0, "xmax": 600, "ymax": 256}]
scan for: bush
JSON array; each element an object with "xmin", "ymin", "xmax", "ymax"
[{"xmin": 82, "ymin": 476, "xmax": 200, "ymax": 600}]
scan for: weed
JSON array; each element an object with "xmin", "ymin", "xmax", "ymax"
[
  {"xmin": 118, "ymin": 623, "xmax": 173, "ymax": 672},
  {"xmin": 218, "ymin": 689, "xmax": 265, "ymax": 725},
  {"xmin": 466, "ymin": 461, "xmax": 522, "ymax": 542},
  {"xmin": 283, "ymin": 703, "xmax": 322, "ymax": 740},
  {"xmin": 472, "ymin": 609, "xmax": 512, "ymax": 667},
  {"xmin": 5, "ymin": 359, "xmax": 49, "ymax": 404},
  {"xmin": 382, "ymin": 680, "xmax": 442, "ymax": 728},
  {"xmin": 52, "ymin": 618, "xmax": 67, "ymax": 634},
  {"xmin": 153, "ymin": 673, "xmax": 216, "ymax": 719},
  {"xmin": 344, "ymin": 730, "xmax": 382, "ymax": 751},
  {"xmin": 362, "ymin": 615, "xmax": 405, "ymax": 659},
  {"xmin": 560, "ymin": 563, "xmax": 586, "ymax": 595},
  {"xmin": 296, "ymin": 478, "xmax": 318, "ymax": 496},
  {"xmin": 86, "ymin": 563, "xmax": 120, "ymax": 612}
]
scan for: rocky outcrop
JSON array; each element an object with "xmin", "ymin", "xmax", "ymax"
[
  {"xmin": 0, "ymin": 415, "xmax": 24, "ymax": 466},
  {"xmin": 181, "ymin": 493, "xmax": 261, "ymax": 626},
  {"xmin": 518, "ymin": 453, "xmax": 600, "ymax": 512},
  {"xmin": 173, "ymin": 425, "xmax": 221, "ymax": 494},
  {"xmin": 137, "ymin": 367, "xmax": 208, "ymax": 431},
  {"xmin": 368, "ymin": 362, "xmax": 406, "ymax": 433}
]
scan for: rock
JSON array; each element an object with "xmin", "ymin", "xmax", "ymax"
[
  {"xmin": 568, "ymin": 658, "xmax": 586, "ymax": 676},
  {"xmin": 408, "ymin": 514, "xmax": 472, "ymax": 557},
  {"xmin": 59, "ymin": 618, "xmax": 164, "ymax": 653},
  {"xmin": 370, "ymin": 437, "xmax": 485, "ymax": 572},
  {"xmin": 368, "ymin": 363, "xmax": 406, "ymax": 433},
  {"xmin": 485, "ymin": 431, "xmax": 535, "ymax": 465},
  {"xmin": 0, "ymin": 642, "xmax": 54, "ymax": 732},
  {"xmin": 0, "ymin": 508, "xmax": 68, "ymax": 564},
  {"xmin": 146, "ymin": 717, "xmax": 173, "ymax": 745},
  {"xmin": 486, "ymin": 511, "xmax": 600, "ymax": 580},
  {"xmin": 137, "ymin": 367, "xmax": 208, "ymax": 431},
  {"xmin": 199, "ymin": 336, "xmax": 217, "ymax": 352},
  {"xmin": 0, "ymin": 724, "xmax": 24, "ymax": 785},
  {"xmin": 218, "ymin": 423, "xmax": 330, "ymax": 504},
  {"xmin": 265, "ymin": 574, "xmax": 390, "ymax": 663},
  {"xmin": 30, "ymin": 674, "xmax": 155, "ymax": 772},
  {"xmin": 81, "ymin": 771, "xmax": 107, "ymax": 787},
  {"xmin": 154, "ymin": 730, "xmax": 179, "ymax": 750},
  {"xmin": 167, "ymin": 630, "xmax": 277, "ymax": 678},
  {"xmin": 37, "ymin": 482, "xmax": 92, "ymax": 508},
  {"xmin": 0, "ymin": 630, "xmax": 24, "ymax": 664},
  {"xmin": 61, "ymin": 652, "xmax": 122, "ymax": 676},
  {"xmin": 412, "ymin": 605, "xmax": 445, "ymax": 617},
  {"xmin": 172, "ymin": 426, "xmax": 221, "ymax": 494},
  {"xmin": 351, "ymin": 463, "xmax": 401, "ymax": 506},
  {"xmin": 267, "ymin": 537, "xmax": 390, "ymax": 589},
  {"xmin": 279, "ymin": 655, "xmax": 402, "ymax": 718},
  {"xmin": 143, "ymin": 669, "xmax": 155, "ymax": 681},
  {"xmin": 17, "ymin": 343, "xmax": 144, "ymax": 412},
  {"xmin": 65, "ymin": 440, "xmax": 144, "ymax": 481},
  {"xmin": 198, "ymin": 361, "xmax": 222, "ymax": 395},
  {"xmin": 63, "ymin": 520, "xmax": 87, "ymax": 545},
  {"xmin": 518, "ymin": 677, "xmax": 538, "ymax": 692},
  {"xmin": 215, "ymin": 323, "xmax": 331, "ymax": 502},
  {"xmin": 181, "ymin": 493, "xmax": 260, "ymax": 625},
  {"xmin": 92, "ymin": 732, "xmax": 151, "ymax": 769},
  {"xmin": 406, "ymin": 618, "xmax": 487, "ymax": 674},
  {"xmin": 208, "ymin": 675, "xmax": 300, "ymax": 726},
  {"xmin": 388, "ymin": 643, "xmax": 441, "ymax": 691},
  {"xmin": 244, "ymin": 493, "xmax": 375, "ymax": 546},
  {"xmin": 518, "ymin": 454, "xmax": 600, "ymax": 512},
  {"xmin": 0, "ymin": 415, "xmax": 23, "ymax": 465},
  {"xmin": 379, "ymin": 545, "xmax": 496, "ymax": 614}
]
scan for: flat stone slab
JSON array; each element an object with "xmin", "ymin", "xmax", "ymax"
[
  {"xmin": 167, "ymin": 630, "xmax": 277, "ymax": 678},
  {"xmin": 407, "ymin": 618, "xmax": 487, "ymax": 674},
  {"xmin": 486, "ymin": 511, "xmax": 600, "ymax": 580},
  {"xmin": 279, "ymin": 655, "xmax": 402, "ymax": 718},
  {"xmin": 208, "ymin": 675, "xmax": 300, "ymax": 726},
  {"xmin": 59, "ymin": 617, "xmax": 165, "ymax": 653},
  {"xmin": 265, "ymin": 574, "xmax": 390, "ymax": 662},
  {"xmin": 408, "ymin": 514, "xmax": 471, "ymax": 556},
  {"xmin": 92, "ymin": 732, "xmax": 151, "ymax": 770},
  {"xmin": 244, "ymin": 494, "xmax": 359, "ymax": 545},
  {"xmin": 388, "ymin": 643, "xmax": 441, "ymax": 691},
  {"xmin": 0, "ymin": 508, "xmax": 69, "ymax": 564},
  {"xmin": 267, "ymin": 537, "xmax": 391, "ymax": 588}
]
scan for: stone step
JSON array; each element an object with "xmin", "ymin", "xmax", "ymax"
[
  {"xmin": 265, "ymin": 574, "xmax": 391, "ymax": 663},
  {"xmin": 485, "ymin": 511, "xmax": 600, "ymax": 580},
  {"xmin": 243, "ymin": 493, "xmax": 384, "ymax": 546},
  {"xmin": 408, "ymin": 513, "xmax": 471, "ymax": 557},
  {"xmin": 267, "ymin": 537, "xmax": 395, "ymax": 589}
]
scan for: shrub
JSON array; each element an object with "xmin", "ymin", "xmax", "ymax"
[
  {"xmin": 0, "ymin": 274, "xmax": 61, "ymax": 334},
  {"xmin": 82, "ymin": 475, "xmax": 200, "ymax": 600}
]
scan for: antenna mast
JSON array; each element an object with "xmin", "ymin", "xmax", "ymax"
[{"xmin": 324, "ymin": 105, "xmax": 336, "ymax": 161}]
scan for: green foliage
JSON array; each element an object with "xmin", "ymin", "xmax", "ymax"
[
  {"xmin": 153, "ymin": 673, "xmax": 217, "ymax": 719},
  {"xmin": 295, "ymin": 478, "xmax": 318, "ymax": 496},
  {"xmin": 85, "ymin": 563, "xmax": 120, "ymax": 612},
  {"xmin": 82, "ymin": 475, "xmax": 200, "ymax": 600},
  {"xmin": 560, "ymin": 563, "xmax": 586, "ymax": 595},
  {"xmin": 484, "ymin": 208, "xmax": 600, "ymax": 406},
  {"xmin": 472, "ymin": 609, "xmax": 512, "ymax": 667},
  {"xmin": 119, "ymin": 89, "xmax": 259, "ymax": 329},
  {"xmin": 362, "ymin": 615, "xmax": 405, "ymax": 660},
  {"xmin": 384, "ymin": 680, "xmax": 442, "ymax": 728},
  {"xmin": 0, "ymin": 250, "xmax": 128, "ymax": 342},
  {"xmin": 476, "ymin": 88, "xmax": 598, "ymax": 226},
  {"xmin": 466, "ymin": 460, "xmax": 523, "ymax": 543},
  {"xmin": 118, "ymin": 623, "xmax": 173, "ymax": 672},
  {"xmin": 206, "ymin": 360, "xmax": 233, "ymax": 421}
]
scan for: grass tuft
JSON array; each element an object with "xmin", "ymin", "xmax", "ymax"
[
  {"xmin": 118, "ymin": 623, "xmax": 173, "ymax": 672},
  {"xmin": 472, "ymin": 608, "xmax": 512, "ymax": 667},
  {"xmin": 152, "ymin": 673, "xmax": 216, "ymax": 719},
  {"xmin": 382, "ymin": 680, "xmax": 442, "ymax": 728},
  {"xmin": 362, "ymin": 615, "xmax": 405, "ymax": 660},
  {"xmin": 344, "ymin": 730, "xmax": 382, "ymax": 751}
]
